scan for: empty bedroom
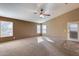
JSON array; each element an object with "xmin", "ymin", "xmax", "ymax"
[{"xmin": 0, "ymin": 3, "xmax": 79, "ymax": 56}]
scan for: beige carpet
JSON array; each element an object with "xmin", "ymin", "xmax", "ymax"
[{"xmin": 0, "ymin": 36, "xmax": 68, "ymax": 56}]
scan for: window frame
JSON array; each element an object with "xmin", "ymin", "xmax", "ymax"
[
  {"xmin": 42, "ymin": 25, "xmax": 47, "ymax": 34},
  {"xmin": 0, "ymin": 21, "xmax": 13, "ymax": 37}
]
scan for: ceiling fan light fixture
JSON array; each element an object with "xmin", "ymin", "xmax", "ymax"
[{"xmin": 40, "ymin": 14, "xmax": 45, "ymax": 18}]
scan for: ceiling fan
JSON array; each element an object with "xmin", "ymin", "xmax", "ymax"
[{"xmin": 34, "ymin": 4, "xmax": 51, "ymax": 18}]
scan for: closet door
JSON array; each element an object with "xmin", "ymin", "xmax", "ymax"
[{"xmin": 68, "ymin": 23, "xmax": 78, "ymax": 41}]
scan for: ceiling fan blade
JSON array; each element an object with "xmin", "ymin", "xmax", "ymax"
[
  {"xmin": 34, "ymin": 3, "xmax": 51, "ymax": 17},
  {"xmin": 34, "ymin": 4, "xmax": 44, "ymax": 14},
  {"xmin": 43, "ymin": 13, "xmax": 51, "ymax": 16},
  {"xmin": 35, "ymin": 3, "xmax": 44, "ymax": 12}
]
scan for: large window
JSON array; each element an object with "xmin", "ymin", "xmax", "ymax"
[
  {"xmin": 42, "ymin": 25, "xmax": 47, "ymax": 34},
  {"xmin": 0, "ymin": 21, "xmax": 13, "ymax": 37},
  {"xmin": 37, "ymin": 24, "xmax": 47, "ymax": 34},
  {"xmin": 69, "ymin": 23, "xmax": 78, "ymax": 31},
  {"xmin": 68, "ymin": 23, "xmax": 78, "ymax": 40},
  {"xmin": 37, "ymin": 24, "xmax": 41, "ymax": 34}
]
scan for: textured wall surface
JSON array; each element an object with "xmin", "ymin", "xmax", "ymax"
[
  {"xmin": 0, "ymin": 16, "xmax": 38, "ymax": 42},
  {"xmin": 43, "ymin": 8, "xmax": 79, "ymax": 39}
]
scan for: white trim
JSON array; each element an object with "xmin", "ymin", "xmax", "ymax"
[{"xmin": 67, "ymin": 22, "xmax": 79, "ymax": 41}]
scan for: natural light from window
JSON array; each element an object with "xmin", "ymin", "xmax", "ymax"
[
  {"xmin": 37, "ymin": 24, "xmax": 41, "ymax": 34},
  {"xmin": 0, "ymin": 21, "xmax": 13, "ymax": 37},
  {"xmin": 43, "ymin": 37, "xmax": 55, "ymax": 43},
  {"xmin": 37, "ymin": 36, "xmax": 44, "ymax": 43},
  {"xmin": 42, "ymin": 25, "xmax": 47, "ymax": 34},
  {"xmin": 37, "ymin": 36, "xmax": 55, "ymax": 43},
  {"xmin": 69, "ymin": 23, "xmax": 78, "ymax": 31}
]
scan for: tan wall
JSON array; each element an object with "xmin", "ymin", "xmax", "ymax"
[
  {"xmin": 0, "ymin": 16, "xmax": 39, "ymax": 42},
  {"xmin": 43, "ymin": 8, "xmax": 79, "ymax": 39}
]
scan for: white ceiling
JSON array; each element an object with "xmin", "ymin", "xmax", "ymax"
[{"xmin": 0, "ymin": 3, "xmax": 79, "ymax": 23}]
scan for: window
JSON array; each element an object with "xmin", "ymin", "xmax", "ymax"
[
  {"xmin": 69, "ymin": 23, "xmax": 78, "ymax": 31},
  {"xmin": 37, "ymin": 24, "xmax": 41, "ymax": 34},
  {"xmin": 68, "ymin": 23, "xmax": 78, "ymax": 40},
  {"xmin": 37, "ymin": 24, "xmax": 47, "ymax": 34},
  {"xmin": 42, "ymin": 25, "xmax": 47, "ymax": 34},
  {"xmin": 0, "ymin": 21, "xmax": 13, "ymax": 37}
]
